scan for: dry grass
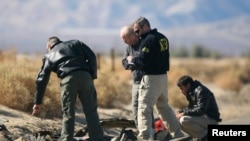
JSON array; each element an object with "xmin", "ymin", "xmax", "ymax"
[
  {"xmin": 168, "ymin": 58, "xmax": 250, "ymax": 106},
  {"xmin": 0, "ymin": 50, "xmax": 62, "ymax": 118},
  {"xmin": 0, "ymin": 50, "xmax": 249, "ymax": 120}
]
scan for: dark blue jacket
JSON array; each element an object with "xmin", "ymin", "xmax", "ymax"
[{"xmin": 132, "ymin": 29, "xmax": 170, "ymax": 75}]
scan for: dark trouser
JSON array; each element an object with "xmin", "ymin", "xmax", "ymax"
[{"xmin": 60, "ymin": 71, "xmax": 103, "ymax": 141}]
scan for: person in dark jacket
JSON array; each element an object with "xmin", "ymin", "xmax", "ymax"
[
  {"xmin": 120, "ymin": 25, "xmax": 143, "ymax": 125},
  {"xmin": 176, "ymin": 75, "xmax": 222, "ymax": 141},
  {"xmin": 32, "ymin": 36, "xmax": 103, "ymax": 141},
  {"xmin": 127, "ymin": 17, "xmax": 184, "ymax": 140},
  {"xmin": 120, "ymin": 25, "xmax": 155, "ymax": 138}
]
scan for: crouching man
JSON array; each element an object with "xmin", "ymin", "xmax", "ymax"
[{"xmin": 175, "ymin": 75, "xmax": 222, "ymax": 141}]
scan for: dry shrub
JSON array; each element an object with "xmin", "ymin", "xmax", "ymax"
[
  {"xmin": 213, "ymin": 59, "xmax": 249, "ymax": 92},
  {"xmin": 0, "ymin": 62, "xmax": 34, "ymax": 111},
  {"xmin": 0, "ymin": 48, "xmax": 17, "ymax": 62},
  {"xmin": 167, "ymin": 62, "xmax": 190, "ymax": 108},
  {"xmin": 0, "ymin": 53, "xmax": 62, "ymax": 119},
  {"xmin": 168, "ymin": 86, "xmax": 188, "ymax": 109},
  {"xmin": 168, "ymin": 58, "xmax": 250, "ymax": 108},
  {"xmin": 170, "ymin": 58, "xmax": 220, "ymax": 82},
  {"xmin": 95, "ymin": 61, "xmax": 131, "ymax": 108},
  {"xmin": 214, "ymin": 69, "xmax": 243, "ymax": 92},
  {"xmin": 1, "ymin": 78, "xmax": 32, "ymax": 111},
  {"xmin": 238, "ymin": 60, "xmax": 250, "ymax": 84},
  {"xmin": 239, "ymin": 84, "xmax": 250, "ymax": 103}
]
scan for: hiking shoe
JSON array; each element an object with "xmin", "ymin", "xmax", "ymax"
[
  {"xmin": 169, "ymin": 134, "xmax": 191, "ymax": 141},
  {"xmin": 154, "ymin": 130, "xmax": 172, "ymax": 141}
]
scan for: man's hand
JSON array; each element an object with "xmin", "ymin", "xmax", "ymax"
[
  {"xmin": 176, "ymin": 112, "xmax": 184, "ymax": 120},
  {"xmin": 126, "ymin": 56, "xmax": 133, "ymax": 63},
  {"xmin": 32, "ymin": 104, "xmax": 41, "ymax": 116}
]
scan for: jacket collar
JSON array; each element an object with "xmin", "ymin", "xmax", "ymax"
[
  {"xmin": 141, "ymin": 28, "xmax": 157, "ymax": 39},
  {"xmin": 50, "ymin": 41, "xmax": 62, "ymax": 50}
]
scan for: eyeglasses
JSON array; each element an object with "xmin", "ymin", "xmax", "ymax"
[{"xmin": 134, "ymin": 29, "xmax": 140, "ymax": 34}]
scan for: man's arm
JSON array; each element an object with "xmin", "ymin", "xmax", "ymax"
[
  {"xmin": 34, "ymin": 57, "xmax": 51, "ymax": 104},
  {"xmin": 183, "ymin": 89, "xmax": 211, "ymax": 116},
  {"xmin": 130, "ymin": 37, "xmax": 155, "ymax": 70},
  {"xmin": 80, "ymin": 41, "xmax": 98, "ymax": 79},
  {"xmin": 122, "ymin": 46, "xmax": 136, "ymax": 70},
  {"xmin": 32, "ymin": 57, "xmax": 51, "ymax": 116}
]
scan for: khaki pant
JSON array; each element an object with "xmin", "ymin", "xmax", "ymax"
[
  {"xmin": 137, "ymin": 74, "xmax": 184, "ymax": 139},
  {"xmin": 179, "ymin": 115, "xmax": 217, "ymax": 139},
  {"xmin": 132, "ymin": 83, "xmax": 140, "ymax": 127},
  {"xmin": 132, "ymin": 83, "xmax": 154, "ymax": 130}
]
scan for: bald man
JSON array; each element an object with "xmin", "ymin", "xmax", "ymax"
[{"xmin": 120, "ymin": 25, "xmax": 155, "ymax": 139}]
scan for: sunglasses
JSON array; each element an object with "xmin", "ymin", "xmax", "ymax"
[{"xmin": 134, "ymin": 29, "xmax": 140, "ymax": 34}]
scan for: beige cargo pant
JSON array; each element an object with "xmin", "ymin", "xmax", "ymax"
[
  {"xmin": 179, "ymin": 115, "xmax": 217, "ymax": 139},
  {"xmin": 137, "ymin": 74, "xmax": 184, "ymax": 140}
]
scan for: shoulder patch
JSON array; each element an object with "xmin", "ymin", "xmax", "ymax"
[
  {"xmin": 142, "ymin": 47, "xmax": 149, "ymax": 53},
  {"xmin": 159, "ymin": 38, "xmax": 169, "ymax": 51}
]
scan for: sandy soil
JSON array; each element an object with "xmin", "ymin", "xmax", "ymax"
[{"xmin": 0, "ymin": 104, "xmax": 134, "ymax": 140}]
